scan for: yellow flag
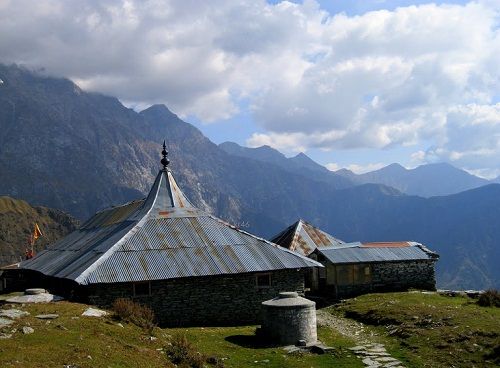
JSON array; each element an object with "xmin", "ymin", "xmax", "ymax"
[{"xmin": 33, "ymin": 223, "xmax": 43, "ymax": 241}]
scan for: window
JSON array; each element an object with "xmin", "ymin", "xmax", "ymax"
[
  {"xmin": 256, "ymin": 273, "xmax": 271, "ymax": 288},
  {"xmin": 133, "ymin": 281, "xmax": 151, "ymax": 297},
  {"xmin": 336, "ymin": 265, "xmax": 353, "ymax": 285}
]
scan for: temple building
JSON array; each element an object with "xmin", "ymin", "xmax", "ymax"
[{"xmin": 3, "ymin": 144, "xmax": 321, "ymax": 326}]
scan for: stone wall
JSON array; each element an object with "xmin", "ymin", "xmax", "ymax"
[
  {"xmin": 85, "ymin": 269, "xmax": 305, "ymax": 326},
  {"xmin": 333, "ymin": 260, "xmax": 437, "ymax": 299}
]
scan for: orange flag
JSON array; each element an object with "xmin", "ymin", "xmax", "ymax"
[{"xmin": 33, "ymin": 223, "xmax": 43, "ymax": 241}]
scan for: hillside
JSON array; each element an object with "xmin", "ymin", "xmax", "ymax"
[
  {"xmin": 0, "ymin": 197, "xmax": 78, "ymax": 266},
  {"xmin": 0, "ymin": 63, "xmax": 499, "ymax": 289}
]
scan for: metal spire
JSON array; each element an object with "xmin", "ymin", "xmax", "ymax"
[{"xmin": 160, "ymin": 140, "xmax": 170, "ymax": 170}]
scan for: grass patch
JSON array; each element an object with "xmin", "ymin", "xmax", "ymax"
[
  {"xmin": 167, "ymin": 325, "xmax": 363, "ymax": 368},
  {"xmin": 330, "ymin": 291, "xmax": 500, "ymax": 367}
]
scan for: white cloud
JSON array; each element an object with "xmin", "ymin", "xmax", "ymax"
[
  {"xmin": 325, "ymin": 162, "xmax": 340, "ymax": 171},
  {"xmin": 0, "ymin": 0, "xmax": 499, "ymax": 172},
  {"xmin": 326, "ymin": 162, "xmax": 386, "ymax": 174}
]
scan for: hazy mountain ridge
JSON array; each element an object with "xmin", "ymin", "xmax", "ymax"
[
  {"xmin": 335, "ymin": 162, "xmax": 491, "ymax": 197},
  {"xmin": 0, "ymin": 63, "xmax": 499, "ymax": 289},
  {"xmin": 218, "ymin": 141, "xmax": 352, "ymax": 187},
  {"xmin": 220, "ymin": 141, "xmax": 494, "ymax": 198}
]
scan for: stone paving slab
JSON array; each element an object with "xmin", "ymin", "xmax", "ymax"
[{"xmin": 0, "ymin": 309, "xmax": 30, "ymax": 319}]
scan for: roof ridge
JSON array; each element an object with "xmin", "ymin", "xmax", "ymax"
[
  {"xmin": 74, "ymin": 176, "xmax": 161, "ymax": 284},
  {"xmin": 208, "ymin": 215, "xmax": 322, "ymax": 267}
]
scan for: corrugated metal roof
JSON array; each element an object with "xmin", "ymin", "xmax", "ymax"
[
  {"xmin": 270, "ymin": 219, "xmax": 344, "ymax": 256},
  {"xmin": 361, "ymin": 241, "xmax": 412, "ymax": 248},
  {"xmin": 318, "ymin": 244, "xmax": 432, "ymax": 264},
  {"xmin": 20, "ymin": 168, "xmax": 321, "ymax": 284}
]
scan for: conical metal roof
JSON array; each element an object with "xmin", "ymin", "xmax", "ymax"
[
  {"xmin": 270, "ymin": 219, "xmax": 344, "ymax": 256},
  {"xmin": 21, "ymin": 168, "xmax": 321, "ymax": 285}
]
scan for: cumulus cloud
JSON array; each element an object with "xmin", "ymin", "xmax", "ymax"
[
  {"xmin": 0, "ymin": 0, "xmax": 499, "ymax": 172},
  {"xmin": 326, "ymin": 162, "xmax": 386, "ymax": 174}
]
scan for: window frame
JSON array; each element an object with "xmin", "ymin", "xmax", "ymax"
[
  {"xmin": 132, "ymin": 281, "xmax": 151, "ymax": 297},
  {"xmin": 255, "ymin": 273, "xmax": 272, "ymax": 289}
]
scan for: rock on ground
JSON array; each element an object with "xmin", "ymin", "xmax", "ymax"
[
  {"xmin": 0, "ymin": 309, "xmax": 30, "ymax": 319},
  {"xmin": 6, "ymin": 293, "xmax": 64, "ymax": 304},
  {"xmin": 35, "ymin": 314, "xmax": 59, "ymax": 319},
  {"xmin": 22, "ymin": 326, "xmax": 34, "ymax": 334},
  {"xmin": 82, "ymin": 307, "xmax": 108, "ymax": 317},
  {"xmin": 0, "ymin": 317, "xmax": 14, "ymax": 328}
]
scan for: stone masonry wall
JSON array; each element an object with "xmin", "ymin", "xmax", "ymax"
[
  {"xmin": 336, "ymin": 260, "xmax": 436, "ymax": 298},
  {"xmin": 85, "ymin": 269, "xmax": 305, "ymax": 326},
  {"xmin": 371, "ymin": 260, "xmax": 437, "ymax": 291}
]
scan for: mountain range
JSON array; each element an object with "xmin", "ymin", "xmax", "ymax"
[
  {"xmin": 219, "ymin": 142, "xmax": 495, "ymax": 198},
  {"xmin": 0, "ymin": 63, "xmax": 499, "ymax": 290}
]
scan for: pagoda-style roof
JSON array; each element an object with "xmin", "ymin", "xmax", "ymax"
[
  {"xmin": 20, "ymin": 147, "xmax": 321, "ymax": 285},
  {"xmin": 270, "ymin": 219, "xmax": 345, "ymax": 257}
]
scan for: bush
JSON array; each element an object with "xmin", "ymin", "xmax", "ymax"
[
  {"xmin": 112, "ymin": 298, "xmax": 156, "ymax": 333},
  {"xmin": 165, "ymin": 334, "xmax": 224, "ymax": 368},
  {"xmin": 477, "ymin": 289, "xmax": 500, "ymax": 307}
]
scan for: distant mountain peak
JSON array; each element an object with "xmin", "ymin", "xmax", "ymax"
[
  {"xmin": 140, "ymin": 104, "xmax": 178, "ymax": 119},
  {"xmin": 383, "ymin": 163, "xmax": 407, "ymax": 171}
]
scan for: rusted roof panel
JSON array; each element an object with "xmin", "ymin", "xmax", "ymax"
[
  {"xmin": 20, "ymin": 169, "xmax": 321, "ymax": 285},
  {"xmin": 270, "ymin": 219, "xmax": 344, "ymax": 256}
]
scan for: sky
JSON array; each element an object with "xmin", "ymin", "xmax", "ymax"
[{"xmin": 0, "ymin": 0, "xmax": 499, "ymax": 178}]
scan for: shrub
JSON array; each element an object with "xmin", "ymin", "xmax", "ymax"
[
  {"xmin": 477, "ymin": 289, "xmax": 500, "ymax": 308},
  {"xmin": 112, "ymin": 298, "xmax": 156, "ymax": 333},
  {"xmin": 165, "ymin": 334, "xmax": 224, "ymax": 368}
]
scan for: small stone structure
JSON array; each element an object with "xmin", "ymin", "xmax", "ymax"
[{"xmin": 261, "ymin": 291, "xmax": 317, "ymax": 346}]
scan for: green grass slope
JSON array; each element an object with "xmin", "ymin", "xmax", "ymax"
[
  {"xmin": 1, "ymin": 291, "xmax": 498, "ymax": 367},
  {"xmin": 0, "ymin": 298, "xmax": 361, "ymax": 368},
  {"xmin": 330, "ymin": 291, "xmax": 500, "ymax": 367}
]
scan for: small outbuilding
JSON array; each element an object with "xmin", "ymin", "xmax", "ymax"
[
  {"xmin": 3, "ymin": 146, "xmax": 321, "ymax": 326},
  {"xmin": 271, "ymin": 220, "xmax": 439, "ymax": 299}
]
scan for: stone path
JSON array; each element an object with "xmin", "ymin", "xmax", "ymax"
[{"xmin": 316, "ymin": 309, "xmax": 405, "ymax": 368}]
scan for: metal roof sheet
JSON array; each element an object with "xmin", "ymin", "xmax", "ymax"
[
  {"xmin": 270, "ymin": 219, "xmax": 344, "ymax": 256},
  {"xmin": 20, "ymin": 168, "xmax": 321, "ymax": 284},
  {"xmin": 318, "ymin": 245, "xmax": 432, "ymax": 264}
]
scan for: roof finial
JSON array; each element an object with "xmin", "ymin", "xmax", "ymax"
[{"xmin": 160, "ymin": 140, "xmax": 170, "ymax": 170}]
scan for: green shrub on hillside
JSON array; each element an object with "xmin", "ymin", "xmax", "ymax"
[
  {"xmin": 166, "ymin": 334, "xmax": 224, "ymax": 368},
  {"xmin": 112, "ymin": 298, "xmax": 156, "ymax": 333},
  {"xmin": 477, "ymin": 289, "xmax": 500, "ymax": 307}
]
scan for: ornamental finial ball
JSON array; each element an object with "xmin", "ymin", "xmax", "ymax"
[{"xmin": 161, "ymin": 140, "xmax": 170, "ymax": 170}]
